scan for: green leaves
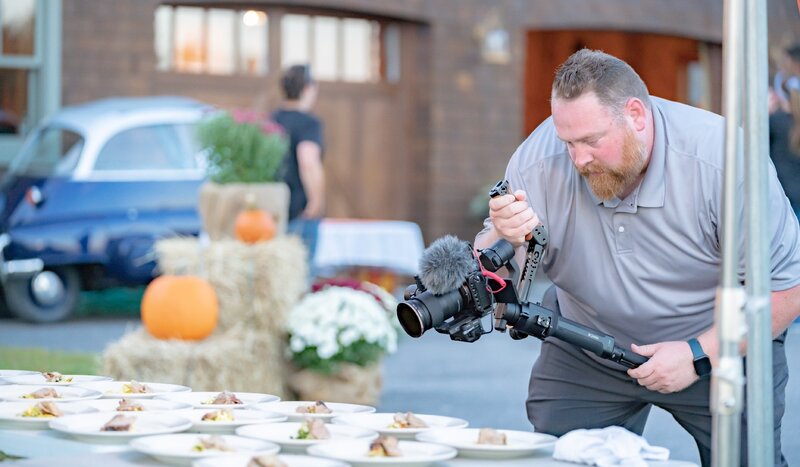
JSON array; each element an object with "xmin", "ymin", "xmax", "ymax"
[
  {"xmin": 291, "ymin": 338, "xmax": 385, "ymax": 375},
  {"xmin": 197, "ymin": 112, "xmax": 289, "ymax": 184}
]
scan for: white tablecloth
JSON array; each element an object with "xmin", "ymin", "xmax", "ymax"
[
  {"xmin": 314, "ymin": 219, "xmax": 425, "ymax": 276},
  {"xmin": 0, "ymin": 428, "xmax": 697, "ymax": 466}
]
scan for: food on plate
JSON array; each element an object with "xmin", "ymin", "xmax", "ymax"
[
  {"xmin": 201, "ymin": 409, "xmax": 235, "ymax": 422},
  {"xmin": 19, "ymin": 402, "xmax": 62, "ymax": 418},
  {"xmin": 368, "ymin": 435, "xmax": 402, "ymax": 457},
  {"xmin": 42, "ymin": 371, "xmax": 73, "ymax": 383},
  {"xmin": 477, "ymin": 427, "xmax": 508, "ymax": 445},
  {"xmin": 121, "ymin": 380, "xmax": 150, "ymax": 394},
  {"xmin": 295, "ymin": 400, "xmax": 332, "ymax": 414},
  {"xmin": 204, "ymin": 390, "xmax": 243, "ymax": 405},
  {"xmin": 116, "ymin": 399, "xmax": 145, "ymax": 411},
  {"xmin": 101, "ymin": 414, "xmax": 136, "ymax": 431},
  {"xmin": 20, "ymin": 388, "xmax": 60, "ymax": 399},
  {"xmin": 192, "ymin": 435, "xmax": 235, "ymax": 452},
  {"xmin": 293, "ymin": 417, "xmax": 330, "ymax": 440},
  {"xmin": 388, "ymin": 412, "xmax": 427, "ymax": 429},
  {"xmin": 247, "ymin": 455, "xmax": 288, "ymax": 467}
]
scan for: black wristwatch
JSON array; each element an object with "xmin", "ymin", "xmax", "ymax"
[{"xmin": 688, "ymin": 338, "xmax": 712, "ymax": 378}]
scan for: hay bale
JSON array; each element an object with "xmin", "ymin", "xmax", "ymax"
[
  {"xmin": 101, "ymin": 235, "xmax": 308, "ymax": 397},
  {"xmin": 154, "ymin": 235, "xmax": 308, "ymax": 334},
  {"xmin": 102, "ymin": 326, "xmax": 292, "ymax": 398}
]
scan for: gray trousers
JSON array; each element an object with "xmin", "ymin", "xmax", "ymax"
[{"xmin": 526, "ymin": 334, "xmax": 788, "ymax": 467}]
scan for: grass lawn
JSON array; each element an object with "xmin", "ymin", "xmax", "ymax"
[
  {"xmin": 74, "ymin": 287, "xmax": 145, "ymax": 318},
  {"xmin": 0, "ymin": 346, "xmax": 99, "ymax": 374}
]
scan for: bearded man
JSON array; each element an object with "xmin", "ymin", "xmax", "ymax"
[{"xmin": 475, "ymin": 49, "xmax": 800, "ymax": 467}]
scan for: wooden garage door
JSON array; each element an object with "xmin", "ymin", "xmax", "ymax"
[{"xmin": 524, "ymin": 30, "xmax": 701, "ymax": 135}]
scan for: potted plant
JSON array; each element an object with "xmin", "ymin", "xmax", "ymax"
[
  {"xmin": 286, "ymin": 280, "xmax": 399, "ymax": 405},
  {"xmin": 196, "ymin": 108, "xmax": 290, "ymax": 240}
]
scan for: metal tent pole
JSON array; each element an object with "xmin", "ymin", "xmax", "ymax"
[
  {"xmin": 743, "ymin": 0, "xmax": 774, "ymax": 464},
  {"xmin": 713, "ymin": 0, "xmax": 746, "ymax": 465}
]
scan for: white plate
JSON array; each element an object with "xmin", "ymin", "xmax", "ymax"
[
  {"xmin": 254, "ymin": 400, "xmax": 376, "ymax": 422},
  {"xmin": 333, "ymin": 412, "xmax": 469, "ymax": 439},
  {"xmin": 81, "ymin": 398, "xmax": 193, "ymax": 412},
  {"xmin": 236, "ymin": 421, "xmax": 378, "ymax": 453},
  {"xmin": 0, "ymin": 370, "xmax": 38, "ymax": 383},
  {"xmin": 49, "ymin": 411, "xmax": 192, "ymax": 444},
  {"xmin": 192, "ymin": 453, "xmax": 349, "ymax": 467},
  {"xmin": 130, "ymin": 433, "xmax": 279, "ymax": 466},
  {"xmin": 415, "ymin": 428, "xmax": 557, "ymax": 459},
  {"xmin": 156, "ymin": 391, "xmax": 280, "ymax": 409},
  {"xmin": 3, "ymin": 373, "xmax": 112, "ymax": 386},
  {"xmin": 185, "ymin": 409, "xmax": 287, "ymax": 434},
  {"xmin": 0, "ymin": 401, "xmax": 97, "ymax": 430},
  {"xmin": 74, "ymin": 381, "xmax": 192, "ymax": 398},
  {"xmin": 0, "ymin": 384, "xmax": 103, "ymax": 403},
  {"xmin": 307, "ymin": 439, "xmax": 457, "ymax": 467}
]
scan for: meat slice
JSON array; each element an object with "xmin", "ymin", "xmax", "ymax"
[
  {"xmin": 368, "ymin": 435, "xmax": 402, "ymax": 457},
  {"xmin": 295, "ymin": 400, "xmax": 332, "ymax": 414},
  {"xmin": 391, "ymin": 412, "xmax": 427, "ymax": 428},
  {"xmin": 210, "ymin": 391, "xmax": 243, "ymax": 405},
  {"xmin": 122, "ymin": 380, "xmax": 149, "ymax": 394},
  {"xmin": 25, "ymin": 388, "xmax": 60, "ymax": 399},
  {"xmin": 194, "ymin": 435, "xmax": 235, "ymax": 452},
  {"xmin": 100, "ymin": 414, "xmax": 136, "ymax": 431},
  {"xmin": 247, "ymin": 455, "xmax": 288, "ymax": 467},
  {"xmin": 116, "ymin": 399, "xmax": 144, "ymax": 412},
  {"xmin": 42, "ymin": 372, "xmax": 72, "ymax": 383},
  {"xmin": 202, "ymin": 409, "xmax": 234, "ymax": 422},
  {"xmin": 477, "ymin": 428, "xmax": 507, "ymax": 445}
]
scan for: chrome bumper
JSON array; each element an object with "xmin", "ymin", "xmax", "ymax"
[{"xmin": 0, "ymin": 233, "xmax": 44, "ymax": 283}]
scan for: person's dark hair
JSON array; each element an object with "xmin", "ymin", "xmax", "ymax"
[
  {"xmin": 281, "ymin": 64, "xmax": 313, "ymax": 100},
  {"xmin": 552, "ymin": 49, "xmax": 650, "ymax": 117},
  {"xmin": 786, "ymin": 43, "xmax": 800, "ymax": 63}
]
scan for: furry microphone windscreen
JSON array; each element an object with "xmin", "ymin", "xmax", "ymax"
[{"xmin": 418, "ymin": 235, "xmax": 478, "ymax": 295}]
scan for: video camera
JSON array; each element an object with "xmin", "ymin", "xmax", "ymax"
[{"xmin": 396, "ymin": 180, "xmax": 648, "ymax": 369}]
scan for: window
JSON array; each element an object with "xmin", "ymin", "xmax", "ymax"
[
  {"xmin": 12, "ymin": 127, "xmax": 83, "ymax": 176},
  {"xmin": 155, "ymin": 5, "xmax": 268, "ymax": 76},
  {"xmin": 0, "ymin": 0, "xmax": 36, "ymax": 136},
  {"xmin": 281, "ymin": 14, "xmax": 396, "ymax": 83},
  {"xmin": 94, "ymin": 124, "xmax": 200, "ymax": 172},
  {"xmin": 155, "ymin": 5, "xmax": 400, "ymax": 83}
]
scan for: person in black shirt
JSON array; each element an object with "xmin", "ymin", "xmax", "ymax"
[
  {"xmin": 273, "ymin": 65, "xmax": 326, "ymax": 271},
  {"xmin": 769, "ymin": 86, "xmax": 800, "ymax": 219}
]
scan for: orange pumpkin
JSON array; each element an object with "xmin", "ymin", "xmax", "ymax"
[
  {"xmin": 234, "ymin": 201, "xmax": 276, "ymax": 244},
  {"xmin": 141, "ymin": 275, "xmax": 219, "ymax": 340}
]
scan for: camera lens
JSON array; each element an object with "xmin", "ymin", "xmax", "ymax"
[
  {"xmin": 397, "ymin": 300, "xmax": 427, "ymax": 338},
  {"xmin": 396, "ymin": 288, "xmax": 465, "ymax": 338}
]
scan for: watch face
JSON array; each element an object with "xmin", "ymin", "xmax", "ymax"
[{"xmin": 694, "ymin": 357, "xmax": 712, "ymax": 377}]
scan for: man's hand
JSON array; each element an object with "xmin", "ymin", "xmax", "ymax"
[
  {"xmin": 627, "ymin": 341, "xmax": 699, "ymax": 393},
  {"xmin": 488, "ymin": 190, "xmax": 540, "ymax": 247}
]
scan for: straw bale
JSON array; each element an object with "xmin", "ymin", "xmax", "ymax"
[
  {"xmin": 102, "ymin": 326, "xmax": 292, "ymax": 398},
  {"xmin": 101, "ymin": 235, "xmax": 308, "ymax": 398},
  {"xmin": 154, "ymin": 235, "xmax": 308, "ymax": 334}
]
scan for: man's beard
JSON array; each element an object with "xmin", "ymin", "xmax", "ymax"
[{"xmin": 579, "ymin": 127, "xmax": 647, "ymax": 201}]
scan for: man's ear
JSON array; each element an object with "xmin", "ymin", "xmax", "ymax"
[{"xmin": 626, "ymin": 98, "xmax": 647, "ymax": 132}]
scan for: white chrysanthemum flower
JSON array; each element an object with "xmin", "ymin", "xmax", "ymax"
[{"xmin": 287, "ymin": 285, "xmax": 400, "ymax": 368}]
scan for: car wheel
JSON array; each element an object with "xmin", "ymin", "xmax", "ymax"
[{"xmin": 4, "ymin": 267, "xmax": 81, "ymax": 323}]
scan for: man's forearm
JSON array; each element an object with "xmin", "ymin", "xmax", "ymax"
[{"xmin": 697, "ymin": 282, "xmax": 800, "ymax": 366}]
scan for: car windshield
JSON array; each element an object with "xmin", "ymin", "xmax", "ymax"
[
  {"xmin": 12, "ymin": 126, "xmax": 84, "ymax": 176},
  {"xmin": 93, "ymin": 123, "xmax": 202, "ymax": 171}
]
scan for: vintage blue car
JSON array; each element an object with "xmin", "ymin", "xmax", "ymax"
[{"xmin": 0, "ymin": 97, "xmax": 209, "ymax": 322}]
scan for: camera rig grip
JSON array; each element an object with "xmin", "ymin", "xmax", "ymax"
[{"xmin": 486, "ymin": 179, "xmax": 649, "ymax": 369}]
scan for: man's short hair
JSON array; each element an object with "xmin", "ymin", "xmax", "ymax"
[
  {"xmin": 281, "ymin": 64, "xmax": 313, "ymax": 100},
  {"xmin": 552, "ymin": 49, "xmax": 650, "ymax": 115}
]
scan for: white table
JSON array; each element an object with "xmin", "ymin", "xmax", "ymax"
[
  {"xmin": 313, "ymin": 219, "xmax": 425, "ymax": 275},
  {"xmin": 0, "ymin": 428, "xmax": 697, "ymax": 466}
]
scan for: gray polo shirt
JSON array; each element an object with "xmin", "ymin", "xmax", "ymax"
[{"xmin": 479, "ymin": 96, "xmax": 800, "ymax": 355}]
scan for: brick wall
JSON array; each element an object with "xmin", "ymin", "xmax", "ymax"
[{"xmin": 60, "ymin": 0, "xmax": 800, "ymax": 242}]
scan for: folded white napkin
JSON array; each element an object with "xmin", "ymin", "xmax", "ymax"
[{"xmin": 552, "ymin": 425, "xmax": 670, "ymax": 467}]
